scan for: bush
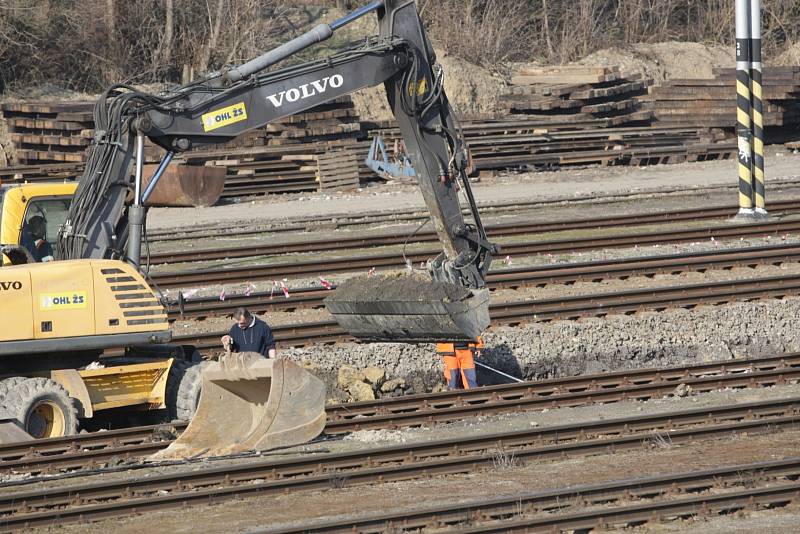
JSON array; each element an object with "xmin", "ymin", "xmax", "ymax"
[
  {"xmin": 0, "ymin": 0, "xmax": 292, "ymax": 92},
  {"xmin": 421, "ymin": 0, "xmax": 535, "ymax": 68}
]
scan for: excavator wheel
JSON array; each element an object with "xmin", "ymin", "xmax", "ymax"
[
  {"xmin": 151, "ymin": 353, "xmax": 326, "ymax": 460},
  {"xmin": 165, "ymin": 360, "xmax": 207, "ymax": 421},
  {"xmin": 0, "ymin": 377, "xmax": 28, "ymax": 403},
  {"xmin": 1, "ymin": 378, "xmax": 78, "ymax": 439}
]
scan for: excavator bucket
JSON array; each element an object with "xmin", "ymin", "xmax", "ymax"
[
  {"xmin": 324, "ymin": 273, "xmax": 491, "ymax": 343},
  {"xmin": 0, "ymin": 419, "xmax": 32, "ymax": 444},
  {"xmin": 151, "ymin": 353, "xmax": 326, "ymax": 460}
]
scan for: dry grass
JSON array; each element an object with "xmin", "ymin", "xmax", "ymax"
[{"xmin": 422, "ymin": 0, "xmax": 800, "ymax": 66}]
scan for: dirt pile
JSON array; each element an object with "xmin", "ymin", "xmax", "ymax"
[
  {"xmin": 320, "ymin": 5, "xmax": 506, "ymax": 121},
  {"xmin": 575, "ymin": 42, "xmax": 734, "ymax": 83},
  {"xmin": 351, "ymin": 52, "xmax": 505, "ymax": 121}
]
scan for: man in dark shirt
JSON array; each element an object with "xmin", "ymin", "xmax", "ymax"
[
  {"xmin": 221, "ymin": 307, "xmax": 276, "ymax": 358},
  {"xmin": 20, "ymin": 215, "xmax": 54, "ymax": 262}
]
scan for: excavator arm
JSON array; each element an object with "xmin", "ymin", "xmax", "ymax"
[{"xmin": 57, "ymin": 0, "xmax": 496, "ymax": 342}]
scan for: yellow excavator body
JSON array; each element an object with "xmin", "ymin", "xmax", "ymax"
[
  {"xmin": 0, "ymin": 259, "xmax": 326, "ymax": 455},
  {"xmin": 0, "ymin": 259, "xmax": 167, "ymax": 341}
]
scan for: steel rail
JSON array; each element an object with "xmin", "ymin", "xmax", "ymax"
[
  {"xmin": 0, "ymin": 422, "xmax": 187, "ymax": 462},
  {"xmin": 258, "ymin": 457, "xmax": 800, "ymax": 533},
  {"xmin": 148, "ymin": 211, "xmax": 800, "ymax": 268},
  {"xmin": 2, "ymin": 398, "xmax": 799, "ymax": 529},
  {"xmin": 325, "ymin": 352, "xmax": 800, "ymax": 421},
  {"xmin": 146, "ymin": 198, "xmax": 800, "ymax": 244},
  {"xmin": 4, "ymin": 354, "xmax": 799, "ymax": 474},
  {"xmin": 325, "ymin": 365, "xmax": 800, "ymax": 433},
  {"xmin": 166, "ymin": 242, "xmax": 800, "ymax": 319},
  {"xmin": 457, "ymin": 483, "xmax": 800, "ymax": 533},
  {"xmin": 169, "ymin": 272, "xmax": 800, "ymax": 350}
]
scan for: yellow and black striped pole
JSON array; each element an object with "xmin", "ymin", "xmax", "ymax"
[
  {"xmin": 750, "ymin": 0, "xmax": 767, "ymax": 216},
  {"xmin": 736, "ymin": 0, "xmax": 755, "ymax": 217}
]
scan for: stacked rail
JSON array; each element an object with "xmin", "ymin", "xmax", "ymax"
[
  {"xmin": 646, "ymin": 66, "xmax": 800, "ymax": 134},
  {"xmin": 501, "ymin": 65, "xmax": 652, "ymax": 125}
]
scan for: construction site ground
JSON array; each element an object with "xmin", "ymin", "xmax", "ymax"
[
  {"xmin": 45, "ymin": 384, "xmax": 800, "ymax": 534},
  {"xmin": 12, "ymin": 148, "xmax": 800, "ymax": 532}
]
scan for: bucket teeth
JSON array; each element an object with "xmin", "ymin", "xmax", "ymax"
[{"xmin": 150, "ymin": 354, "xmax": 326, "ymax": 460}]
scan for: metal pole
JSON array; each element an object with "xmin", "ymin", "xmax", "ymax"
[
  {"xmin": 127, "ymin": 132, "xmax": 146, "ymax": 267},
  {"xmin": 735, "ymin": 0, "xmax": 755, "ymax": 217},
  {"xmin": 141, "ymin": 151, "xmax": 175, "ymax": 205},
  {"xmin": 750, "ymin": 0, "xmax": 767, "ymax": 216},
  {"xmin": 474, "ymin": 361, "xmax": 524, "ymax": 383}
]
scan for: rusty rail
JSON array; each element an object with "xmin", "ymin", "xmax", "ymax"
[
  {"xmin": 1, "ymin": 397, "xmax": 799, "ymax": 528},
  {"xmin": 4, "ymin": 354, "xmax": 800, "ymax": 475}
]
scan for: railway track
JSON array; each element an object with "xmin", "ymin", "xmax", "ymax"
[
  {"xmin": 146, "ymin": 198, "xmax": 800, "ymax": 244},
  {"xmin": 2, "ymin": 397, "xmax": 798, "ymax": 529},
  {"xmin": 4, "ymin": 353, "xmax": 799, "ymax": 475},
  {"xmin": 170, "ymin": 272, "xmax": 800, "ymax": 350},
  {"xmin": 260, "ymin": 457, "xmax": 800, "ymax": 533},
  {"xmin": 148, "ymin": 208, "xmax": 800, "ymax": 269},
  {"xmin": 167, "ymin": 242, "xmax": 800, "ymax": 320}
]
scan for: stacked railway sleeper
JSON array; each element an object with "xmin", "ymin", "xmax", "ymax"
[
  {"xmin": 0, "ymin": 97, "xmax": 370, "ymax": 196},
  {"xmin": 0, "ymin": 101, "xmax": 94, "ymax": 164},
  {"xmin": 3, "ymin": 357, "xmax": 800, "ymax": 530},
  {"xmin": 369, "ymin": 121, "xmax": 735, "ymax": 170},
  {"xmin": 501, "ymin": 65, "xmax": 653, "ymax": 125},
  {"xmin": 0, "ymin": 101, "xmax": 163, "ymax": 165},
  {"xmin": 1, "ymin": 101, "xmax": 742, "ymax": 197},
  {"xmin": 646, "ymin": 66, "xmax": 800, "ymax": 140}
]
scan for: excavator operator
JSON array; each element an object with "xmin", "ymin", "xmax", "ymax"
[
  {"xmin": 436, "ymin": 337, "xmax": 484, "ymax": 390},
  {"xmin": 20, "ymin": 215, "xmax": 54, "ymax": 263}
]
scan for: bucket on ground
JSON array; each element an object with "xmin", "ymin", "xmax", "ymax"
[{"xmin": 151, "ymin": 353, "xmax": 326, "ymax": 460}]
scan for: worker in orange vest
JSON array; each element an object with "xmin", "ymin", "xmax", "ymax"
[{"xmin": 436, "ymin": 337, "xmax": 484, "ymax": 390}]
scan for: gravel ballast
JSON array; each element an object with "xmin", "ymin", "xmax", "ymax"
[{"xmin": 284, "ymin": 296, "xmax": 800, "ymax": 395}]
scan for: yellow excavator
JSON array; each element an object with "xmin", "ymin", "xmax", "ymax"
[{"xmin": 0, "ymin": 0, "xmax": 496, "ymax": 457}]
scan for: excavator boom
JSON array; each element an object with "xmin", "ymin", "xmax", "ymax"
[{"xmin": 53, "ymin": 0, "xmax": 496, "ymax": 457}]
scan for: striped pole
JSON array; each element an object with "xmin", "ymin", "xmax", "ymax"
[
  {"xmin": 735, "ymin": 0, "xmax": 755, "ymax": 216},
  {"xmin": 750, "ymin": 0, "xmax": 767, "ymax": 216}
]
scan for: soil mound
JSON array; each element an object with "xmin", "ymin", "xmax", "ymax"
[
  {"xmin": 575, "ymin": 42, "xmax": 734, "ymax": 83},
  {"xmin": 351, "ymin": 52, "xmax": 505, "ymax": 121}
]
